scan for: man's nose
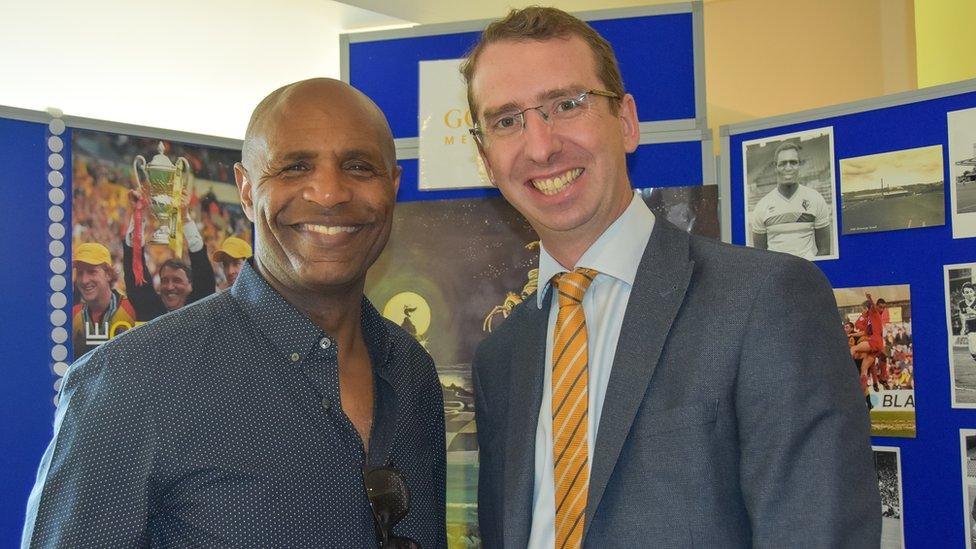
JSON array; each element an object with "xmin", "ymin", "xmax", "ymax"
[
  {"xmin": 303, "ymin": 167, "xmax": 353, "ymax": 208},
  {"xmin": 522, "ymin": 109, "xmax": 561, "ymax": 164}
]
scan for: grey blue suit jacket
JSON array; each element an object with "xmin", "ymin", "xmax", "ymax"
[{"xmin": 471, "ymin": 220, "xmax": 881, "ymax": 548}]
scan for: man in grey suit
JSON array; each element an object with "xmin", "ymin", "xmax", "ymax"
[{"xmin": 462, "ymin": 7, "xmax": 880, "ymax": 548}]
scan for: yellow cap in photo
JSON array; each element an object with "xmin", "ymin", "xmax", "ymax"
[
  {"xmin": 73, "ymin": 242, "xmax": 112, "ymax": 267},
  {"xmin": 212, "ymin": 236, "xmax": 253, "ymax": 262}
]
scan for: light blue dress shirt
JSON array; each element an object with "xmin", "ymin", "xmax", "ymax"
[{"xmin": 527, "ymin": 192, "xmax": 655, "ymax": 548}]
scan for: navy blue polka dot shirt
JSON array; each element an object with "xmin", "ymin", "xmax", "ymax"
[{"xmin": 23, "ymin": 262, "xmax": 447, "ymax": 548}]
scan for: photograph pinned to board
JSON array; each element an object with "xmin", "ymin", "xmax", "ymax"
[
  {"xmin": 833, "ymin": 284, "xmax": 914, "ymax": 437},
  {"xmin": 741, "ymin": 126, "xmax": 839, "ymax": 261},
  {"xmin": 839, "ymin": 145, "xmax": 945, "ymax": 234},
  {"xmin": 873, "ymin": 446, "xmax": 905, "ymax": 549},
  {"xmin": 948, "ymin": 106, "xmax": 976, "ymax": 239},
  {"xmin": 70, "ymin": 129, "xmax": 249, "ymax": 361},
  {"xmin": 962, "ymin": 430, "xmax": 976, "ymax": 549},
  {"xmin": 946, "ymin": 262, "xmax": 976, "ymax": 408}
]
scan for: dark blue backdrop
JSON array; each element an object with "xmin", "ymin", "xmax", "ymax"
[
  {"xmin": 726, "ymin": 87, "xmax": 976, "ymax": 548},
  {"xmin": 1, "ymin": 116, "xmax": 58, "ymax": 544}
]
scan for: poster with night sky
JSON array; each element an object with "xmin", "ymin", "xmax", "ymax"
[{"xmin": 364, "ymin": 184, "xmax": 718, "ymax": 545}]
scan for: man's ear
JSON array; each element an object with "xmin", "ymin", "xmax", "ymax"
[
  {"xmin": 234, "ymin": 162, "xmax": 255, "ymax": 221},
  {"xmin": 619, "ymin": 93, "xmax": 640, "ymax": 153},
  {"xmin": 392, "ymin": 164, "xmax": 402, "ymax": 195},
  {"xmin": 474, "ymin": 142, "xmax": 497, "ymax": 186}
]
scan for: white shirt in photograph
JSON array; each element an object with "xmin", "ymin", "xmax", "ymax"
[{"xmin": 750, "ymin": 184, "xmax": 830, "ymax": 259}]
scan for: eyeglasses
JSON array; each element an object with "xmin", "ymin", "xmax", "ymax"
[
  {"xmin": 363, "ymin": 465, "xmax": 420, "ymax": 549},
  {"xmin": 470, "ymin": 89, "xmax": 620, "ymax": 146}
]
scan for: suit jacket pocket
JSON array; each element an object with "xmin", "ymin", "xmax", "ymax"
[{"xmin": 636, "ymin": 399, "xmax": 718, "ymax": 437}]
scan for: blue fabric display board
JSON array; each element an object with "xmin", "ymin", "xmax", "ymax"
[
  {"xmin": 0, "ymin": 109, "xmax": 56, "ymax": 545},
  {"xmin": 341, "ymin": 2, "xmax": 710, "ymax": 201},
  {"xmin": 721, "ymin": 79, "xmax": 976, "ymax": 548}
]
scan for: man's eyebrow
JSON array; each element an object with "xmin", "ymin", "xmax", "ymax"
[
  {"xmin": 268, "ymin": 150, "xmax": 319, "ymax": 164},
  {"xmin": 341, "ymin": 148, "xmax": 394, "ymax": 172},
  {"xmin": 482, "ymin": 102, "xmax": 521, "ymax": 122},
  {"xmin": 540, "ymin": 87, "xmax": 578, "ymax": 101},
  {"xmin": 341, "ymin": 148, "xmax": 383, "ymax": 160}
]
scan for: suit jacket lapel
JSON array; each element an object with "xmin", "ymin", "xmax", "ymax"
[
  {"xmin": 584, "ymin": 221, "xmax": 694, "ymax": 539},
  {"xmin": 502, "ymin": 292, "xmax": 550, "ymax": 548}
]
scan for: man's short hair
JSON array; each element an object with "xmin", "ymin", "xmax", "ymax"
[
  {"xmin": 876, "ymin": 298, "xmax": 887, "ymax": 306},
  {"xmin": 102, "ymin": 264, "xmax": 119, "ymax": 286},
  {"xmin": 963, "ymin": 282, "xmax": 974, "ymax": 291},
  {"xmin": 774, "ymin": 140, "xmax": 802, "ymax": 160},
  {"xmin": 159, "ymin": 259, "xmax": 191, "ymax": 280},
  {"xmin": 460, "ymin": 6, "xmax": 624, "ymax": 121}
]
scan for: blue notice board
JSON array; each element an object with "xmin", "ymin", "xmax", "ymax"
[
  {"xmin": 722, "ymin": 79, "xmax": 976, "ymax": 548},
  {"xmin": 0, "ymin": 110, "xmax": 59, "ymax": 545}
]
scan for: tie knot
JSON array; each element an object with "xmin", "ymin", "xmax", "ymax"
[{"xmin": 554, "ymin": 268, "xmax": 599, "ymax": 306}]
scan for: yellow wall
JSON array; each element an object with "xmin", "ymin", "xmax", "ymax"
[
  {"xmin": 703, "ymin": 0, "xmax": 917, "ymax": 150},
  {"xmin": 914, "ymin": 0, "xmax": 976, "ymax": 88}
]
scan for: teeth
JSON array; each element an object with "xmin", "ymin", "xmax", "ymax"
[
  {"xmin": 531, "ymin": 168, "xmax": 583, "ymax": 196},
  {"xmin": 301, "ymin": 224, "xmax": 358, "ymax": 235}
]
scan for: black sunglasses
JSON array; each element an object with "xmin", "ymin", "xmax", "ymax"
[{"xmin": 363, "ymin": 465, "xmax": 421, "ymax": 549}]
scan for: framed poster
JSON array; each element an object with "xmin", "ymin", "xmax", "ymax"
[{"xmin": 70, "ymin": 129, "xmax": 248, "ymax": 362}]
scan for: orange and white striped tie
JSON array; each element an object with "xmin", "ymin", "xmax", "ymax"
[{"xmin": 551, "ymin": 268, "xmax": 598, "ymax": 549}]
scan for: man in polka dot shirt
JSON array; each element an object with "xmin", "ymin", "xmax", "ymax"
[{"xmin": 23, "ymin": 79, "xmax": 447, "ymax": 548}]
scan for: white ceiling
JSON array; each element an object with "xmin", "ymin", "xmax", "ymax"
[
  {"xmin": 338, "ymin": 0, "xmax": 681, "ymax": 26},
  {"xmin": 0, "ymin": 0, "xmax": 413, "ymax": 139}
]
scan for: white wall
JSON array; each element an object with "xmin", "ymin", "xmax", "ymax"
[{"xmin": 0, "ymin": 0, "xmax": 408, "ymax": 139}]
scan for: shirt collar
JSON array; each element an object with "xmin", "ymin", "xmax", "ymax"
[
  {"xmin": 536, "ymin": 191, "xmax": 655, "ymax": 306},
  {"xmin": 230, "ymin": 261, "xmax": 391, "ymax": 369}
]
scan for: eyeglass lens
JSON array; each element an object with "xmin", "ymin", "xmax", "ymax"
[{"xmin": 488, "ymin": 92, "xmax": 594, "ymax": 136}]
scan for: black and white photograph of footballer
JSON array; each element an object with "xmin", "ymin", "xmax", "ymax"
[
  {"xmin": 962, "ymin": 431, "xmax": 976, "ymax": 549},
  {"xmin": 948, "ymin": 107, "xmax": 976, "ymax": 239},
  {"xmin": 839, "ymin": 145, "xmax": 945, "ymax": 235},
  {"xmin": 873, "ymin": 446, "xmax": 905, "ymax": 549},
  {"xmin": 742, "ymin": 126, "xmax": 839, "ymax": 261},
  {"xmin": 946, "ymin": 262, "xmax": 976, "ymax": 407}
]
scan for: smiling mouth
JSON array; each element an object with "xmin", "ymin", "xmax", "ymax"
[
  {"xmin": 296, "ymin": 223, "xmax": 360, "ymax": 236},
  {"xmin": 530, "ymin": 168, "xmax": 583, "ymax": 196}
]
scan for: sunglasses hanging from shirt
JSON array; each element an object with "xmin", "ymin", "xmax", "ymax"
[{"xmin": 363, "ymin": 465, "xmax": 420, "ymax": 549}]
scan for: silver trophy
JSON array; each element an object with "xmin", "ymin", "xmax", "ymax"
[{"xmin": 132, "ymin": 141, "xmax": 192, "ymax": 246}]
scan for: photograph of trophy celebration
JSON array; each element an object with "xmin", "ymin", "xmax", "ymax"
[{"xmin": 71, "ymin": 130, "xmax": 251, "ymax": 359}]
